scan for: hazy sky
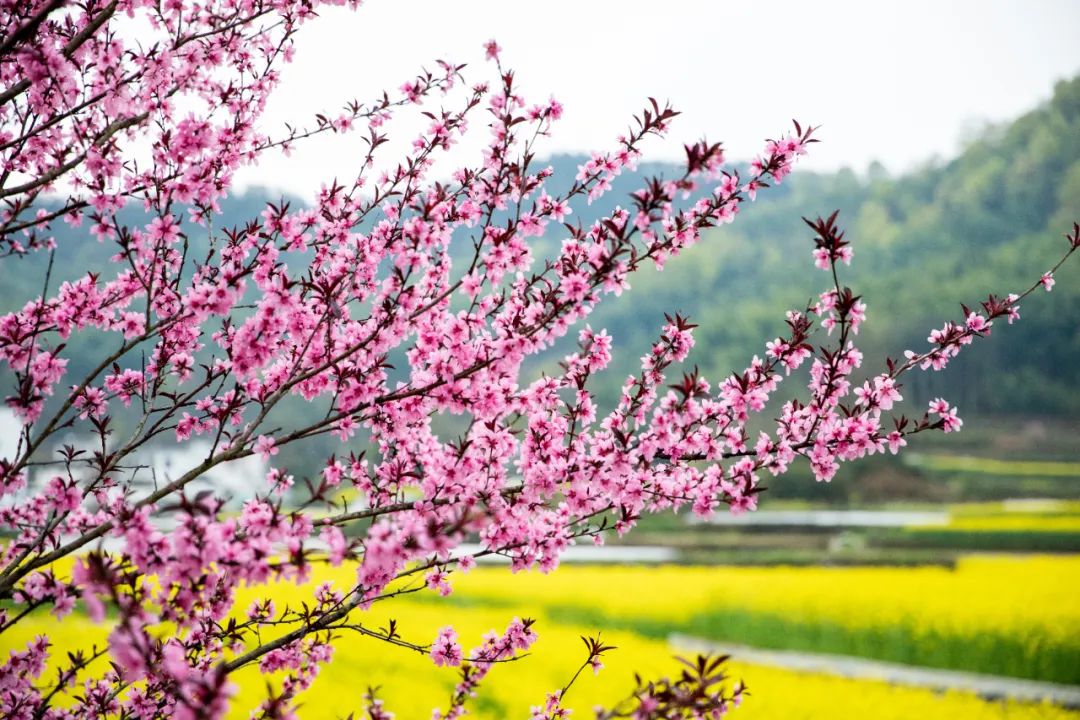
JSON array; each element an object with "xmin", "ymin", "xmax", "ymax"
[{"xmin": 235, "ymin": 0, "xmax": 1080, "ymax": 196}]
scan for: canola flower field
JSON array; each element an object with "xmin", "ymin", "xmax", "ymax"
[
  {"xmin": 5, "ymin": 555, "xmax": 1079, "ymax": 718},
  {"xmin": 440, "ymin": 555, "xmax": 1080, "ymax": 684},
  {"xmin": 901, "ymin": 454, "xmax": 1080, "ymax": 479},
  {"xmin": 937, "ymin": 501, "xmax": 1080, "ymax": 532},
  {"xmin": 890, "ymin": 502, "xmax": 1080, "ymax": 552}
]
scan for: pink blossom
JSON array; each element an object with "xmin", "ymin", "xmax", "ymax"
[
  {"xmin": 254, "ymin": 435, "xmax": 278, "ymax": 460},
  {"xmin": 425, "ymin": 568, "xmax": 453, "ymax": 596},
  {"xmin": 928, "ymin": 397, "xmax": 951, "ymax": 414},
  {"xmin": 430, "ymin": 626, "xmax": 463, "ymax": 667},
  {"xmin": 965, "ymin": 312, "xmax": 991, "ymax": 333}
]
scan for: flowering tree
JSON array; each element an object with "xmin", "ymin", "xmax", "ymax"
[{"xmin": 0, "ymin": 1, "xmax": 1077, "ymax": 718}]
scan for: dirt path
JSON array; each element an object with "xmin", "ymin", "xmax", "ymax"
[{"xmin": 670, "ymin": 634, "xmax": 1080, "ymax": 709}]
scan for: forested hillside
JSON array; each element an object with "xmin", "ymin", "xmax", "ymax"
[
  {"xmin": 2, "ymin": 77, "xmax": 1077, "ymax": 486},
  {"xmin": 574, "ymin": 75, "xmax": 1080, "ymax": 416}
]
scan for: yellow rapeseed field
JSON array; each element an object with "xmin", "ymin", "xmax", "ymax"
[
  {"xmin": 939, "ymin": 501, "xmax": 1080, "ymax": 531},
  {"xmin": 442, "ymin": 554, "xmax": 1080, "ymax": 643},
  {"xmin": 5, "ymin": 555, "xmax": 1078, "ymax": 718},
  {"xmin": 226, "ymin": 601, "xmax": 1077, "ymax": 720}
]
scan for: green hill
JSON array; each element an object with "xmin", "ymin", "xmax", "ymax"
[
  {"xmin": 1, "ymin": 77, "xmax": 1077, "ymax": 493},
  {"xmin": 581, "ymin": 76, "xmax": 1080, "ymax": 417}
]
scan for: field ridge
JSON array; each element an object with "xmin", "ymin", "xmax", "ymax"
[{"xmin": 671, "ymin": 634, "xmax": 1080, "ymax": 708}]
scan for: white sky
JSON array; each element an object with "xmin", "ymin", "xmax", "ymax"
[{"xmin": 235, "ymin": 0, "xmax": 1080, "ymax": 197}]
